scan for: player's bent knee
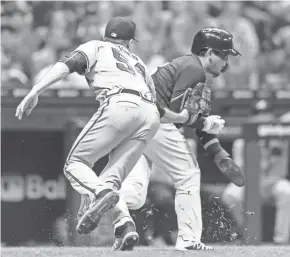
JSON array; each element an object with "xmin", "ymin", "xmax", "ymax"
[
  {"xmin": 63, "ymin": 164, "xmax": 69, "ymax": 177},
  {"xmin": 125, "ymin": 192, "xmax": 147, "ymax": 210},
  {"xmin": 63, "ymin": 162, "xmax": 74, "ymax": 176},
  {"xmin": 62, "ymin": 161, "xmax": 81, "ymax": 182},
  {"xmin": 127, "ymin": 198, "xmax": 146, "ymax": 210}
]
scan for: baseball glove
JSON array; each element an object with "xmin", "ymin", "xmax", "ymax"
[{"xmin": 179, "ymin": 83, "xmax": 211, "ymax": 125}]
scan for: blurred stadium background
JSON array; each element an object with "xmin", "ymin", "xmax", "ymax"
[{"xmin": 1, "ymin": 0, "xmax": 290, "ymax": 249}]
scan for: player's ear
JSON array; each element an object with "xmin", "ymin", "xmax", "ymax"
[{"xmin": 128, "ymin": 39, "xmax": 133, "ymax": 48}]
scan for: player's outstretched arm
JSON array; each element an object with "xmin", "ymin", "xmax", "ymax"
[
  {"xmin": 31, "ymin": 62, "xmax": 70, "ymax": 95},
  {"xmin": 15, "ymin": 62, "xmax": 70, "ymax": 120},
  {"xmin": 16, "ymin": 48, "xmax": 91, "ymax": 120},
  {"xmin": 160, "ymin": 107, "xmax": 190, "ymax": 124},
  {"xmin": 196, "ymin": 129, "xmax": 245, "ymax": 187},
  {"xmin": 15, "ymin": 61, "xmax": 71, "ymax": 120}
]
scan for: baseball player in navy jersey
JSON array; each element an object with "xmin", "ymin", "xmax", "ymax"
[
  {"xmin": 77, "ymin": 28, "xmax": 245, "ymax": 251},
  {"xmin": 15, "ymin": 17, "xmax": 196, "ymax": 236},
  {"xmin": 112, "ymin": 28, "xmax": 244, "ymax": 251}
]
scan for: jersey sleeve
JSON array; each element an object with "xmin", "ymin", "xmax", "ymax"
[
  {"xmin": 72, "ymin": 40, "xmax": 100, "ymax": 74},
  {"xmin": 195, "ymin": 129, "xmax": 219, "ymax": 149},
  {"xmin": 59, "ymin": 52, "xmax": 88, "ymax": 75}
]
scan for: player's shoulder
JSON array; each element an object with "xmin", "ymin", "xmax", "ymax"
[
  {"xmin": 74, "ymin": 40, "xmax": 101, "ymax": 52},
  {"xmin": 172, "ymin": 54, "xmax": 203, "ymax": 71},
  {"xmin": 78, "ymin": 40, "xmax": 109, "ymax": 49},
  {"xmin": 174, "ymin": 54, "xmax": 205, "ymax": 82}
]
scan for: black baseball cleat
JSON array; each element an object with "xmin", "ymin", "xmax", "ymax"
[
  {"xmin": 112, "ymin": 221, "xmax": 139, "ymax": 251},
  {"xmin": 76, "ymin": 189, "xmax": 120, "ymax": 235},
  {"xmin": 175, "ymin": 237, "xmax": 213, "ymax": 251}
]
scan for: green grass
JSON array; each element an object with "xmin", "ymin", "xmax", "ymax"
[{"xmin": 1, "ymin": 246, "xmax": 290, "ymax": 257}]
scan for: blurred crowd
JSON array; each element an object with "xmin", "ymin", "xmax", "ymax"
[{"xmin": 2, "ymin": 1, "xmax": 290, "ymax": 90}]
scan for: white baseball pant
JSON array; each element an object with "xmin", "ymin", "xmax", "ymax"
[
  {"xmin": 112, "ymin": 123, "xmax": 202, "ymax": 242},
  {"xmin": 64, "ymin": 92, "xmax": 160, "ymax": 203}
]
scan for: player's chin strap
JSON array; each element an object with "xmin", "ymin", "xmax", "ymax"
[
  {"xmin": 221, "ymin": 63, "xmax": 229, "ymax": 73},
  {"xmin": 213, "ymin": 63, "xmax": 229, "ymax": 78}
]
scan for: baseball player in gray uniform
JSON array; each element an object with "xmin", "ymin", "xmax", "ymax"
[{"xmin": 15, "ymin": 17, "xmax": 192, "ymax": 236}]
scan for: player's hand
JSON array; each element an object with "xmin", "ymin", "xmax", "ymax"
[
  {"xmin": 202, "ymin": 115, "xmax": 225, "ymax": 134},
  {"xmin": 15, "ymin": 90, "xmax": 39, "ymax": 120},
  {"xmin": 179, "ymin": 109, "xmax": 190, "ymax": 124}
]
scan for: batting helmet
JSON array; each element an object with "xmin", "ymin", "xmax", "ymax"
[{"xmin": 191, "ymin": 28, "xmax": 241, "ymax": 56}]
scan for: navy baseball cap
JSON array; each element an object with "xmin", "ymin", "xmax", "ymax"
[{"xmin": 105, "ymin": 17, "xmax": 138, "ymax": 42}]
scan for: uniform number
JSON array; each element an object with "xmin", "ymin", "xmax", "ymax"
[
  {"xmin": 134, "ymin": 63, "xmax": 146, "ymax": 81},
  {"xmin": 111, "ymin": 48, "xmax": 146, "ymax": 81},
  {"xmin": 112, "ymin": 48, "xmax": 135, "ymax": 75}
]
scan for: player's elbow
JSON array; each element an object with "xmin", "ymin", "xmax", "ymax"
[{"xmin": 54, "ymin": 62, "xmax": 71, "ymax": 77}]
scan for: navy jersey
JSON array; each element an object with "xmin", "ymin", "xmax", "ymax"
[
  {"xmin": 151, "ymin": 53, "xmax": 217, "ymax": 146},
  {"xmin": 151, "ymin": 54, "xmax": 206, "ymax": 112}
]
